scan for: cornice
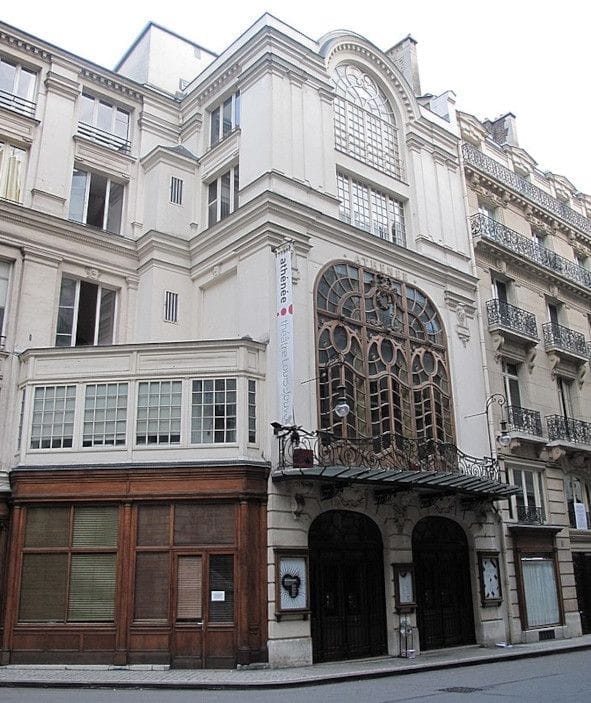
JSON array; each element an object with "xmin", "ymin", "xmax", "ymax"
[
  {"xmin": 80, "ymin": 67, "xmax": 143, "ymax": 102},
  {"xmin": 0, "ymin": 29, "xmax": 51, "ymax": 62},
  {"xmin": 44, "ymin": 71, "xmax": 79, "ymax": 100},
  {"xmin": 193, "ymin": 62, "xmax": 241, "ymax": 106}
]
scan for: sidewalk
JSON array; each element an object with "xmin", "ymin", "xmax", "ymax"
[{"xmin": 1, "ymin": 634, "xmax": 590, "ymax": 690}]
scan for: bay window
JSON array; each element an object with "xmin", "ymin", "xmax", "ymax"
[
  {"xmin": 69, "ymin": 169, "xmax": 124, "ymax": 234},
  {"xmin": 30, "ymin": 385, "xmax": 76, "ymax": 449},
  {"xmin": 191, "ymin": 378, "xmax": 237, "ymax": 444},
  {"xmin": 56, "ymin": 277, "xmax": 116, "ymax": 347},
  {"xmin": 136, "ymin": 380, "xmax": 182, "ymax": 445}
]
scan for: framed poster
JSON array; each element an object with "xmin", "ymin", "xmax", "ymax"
[
  {"xmin": 478, "ymin": 551, "xmax": 503, "ymax": 607},
  {"xmin": 392, "ymin": 563, "xmax": 416, "ymax": 611},
  {"xmin": 275, "ymin": 549, "xmax": 309, "ymax": 620}
]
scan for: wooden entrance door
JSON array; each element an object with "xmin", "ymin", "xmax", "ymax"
[
  {"xmin": 412, "ymin": 516, "xmax": 475, "ymax": 650},
  {"xmin": 309, "ymin": 510, "xmax": 387, "ymax": 663},
  {"xmin": 573, "ymin": 552, "xmax": 591, "ymax": 634}
]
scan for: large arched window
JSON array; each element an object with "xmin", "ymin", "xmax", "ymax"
[
  {"xmin": 316, "ymin": 262, "xmax": 453, "ymax": 443},
  {"xmin": 332, "ymin": 64, "xmax": 401, "ymax": 179}
]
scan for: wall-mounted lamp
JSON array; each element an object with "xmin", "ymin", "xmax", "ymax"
[
  {"xmin": 333, "ymin": 383, "xmax": 350, "ymax": 418},
  {"xmin": 485, "ymin": 393, "xmax": 511, "ymax": 453}
]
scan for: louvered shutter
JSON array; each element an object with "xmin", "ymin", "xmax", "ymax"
[
  {"xmin": 176, "ymin": 555, "xmax": 203, "ymax": 620},
  {"xmin": 19, "ymin": 553, "xmax": 68, "ymax": 622},
  {"xmin": 134, "ymin": 552, "xmax": 170, "ymax": 620},
  {"xmin": 67, "ymin": 553, "xmax": 116, "ymax": 621},
  {"xmin": 208, "ymin": 555, "xmax": 234, "ymax": 623}
]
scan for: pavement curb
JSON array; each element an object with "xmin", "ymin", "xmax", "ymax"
[{"xmin": 0, "ymin": 640, "xmax": 590, "ymax": 690}]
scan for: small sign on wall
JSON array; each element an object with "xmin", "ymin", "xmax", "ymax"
[
  {"xmin": 211, "ymin": 591, "xmax": 226, "ymax": 602},
  {"xmin": 392, "ymin": 563, "xmax": 416, "ymax": 612},
  {"xmin": 275, "ymin": 549, "xmax": 309, "ymax": 620}
]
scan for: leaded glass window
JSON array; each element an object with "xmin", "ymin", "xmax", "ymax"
[{"xmin": 316, "ymin": 262, "xmax": 452, "ymax": 443}]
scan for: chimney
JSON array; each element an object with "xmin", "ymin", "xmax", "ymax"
[
  {"xmin": 483, "ymin": 113, "xmax": 519, "ymax": 147},
  {"xmin": 387, "ymin": 35, "xmax": 420, "ymax": 95}
]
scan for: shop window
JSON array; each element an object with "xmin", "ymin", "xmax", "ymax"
[
  {"xmin": 337, "ymin": 172, "xmax": 406, "ymax": 246},
  {"xmin": 520, "ymin": 556, "xmax": 561, "ymax": 628},
  {"xmin": 68, "ymin": 168, "xmax": 124, "ymax": 234},
  {"xmin": 19, "ymin": 505, "xmax": 118, "ymax": 622},
  {"xmin": 209, "ymin": 554, "xmax": 234, "ymax": 623},
  {"xmin": 207, "ymin": 165, "xmax": 239, "ymax": 226},
  {"xmin": 30, "ymin": 385, "xmax": 76, "ymax": 449},
  {"xmin": 0, "ymin": 141, "xmax": 26, "ymax": 203},
  {"xmin": 191, "ymin": 378, "xmax": 236, "ymax": 444},
  {"xmin": 136, "ymin": 380, "xmax": 182, "ymax": 445},
  {"xmin": 210, "ymin": 91, "xmax": 240, "ymax": 146},
  {"xmin": 78, "ymin": 92, "xmax": 130, "ymax": 153},
  {"xmin": 83, "ymin": 383, "xmax": 128, "ymax": 447},
  {"xmin": 56, "ymin": 277, "xmax": 116, "ymax": 347},
  {"xmin": 0, "ymin": 56, "xmax": 36, "ymax": 116}
]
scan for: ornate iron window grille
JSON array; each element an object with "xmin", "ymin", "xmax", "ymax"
[
  {"xmin": 516, "ymin": 505, "xmax": 545, "ymax": 525},
  {"xmin": 486, "ymin": 299, "xmax": 538, "ymax": 339},
  {"xmin": 507, "ymin": 406, "xmax": 543, "ymax": 437},
  {"xmin": 463, "ymin": 143, "xmax": 591, "ymax": 237},
  {"xmin": 542, "ymin": 323, "xmax": 590, "ymax": 358},
  {"xmin": 546, "ymin": 415, "xmax": 591, "ymax": 445},
  {"xmin": 471, "ymin": 213, "xmax": 591, "ymax": 291},
  {"xmin": 274, "ymin": 425, "xmax": 501, "ymax": 483}
]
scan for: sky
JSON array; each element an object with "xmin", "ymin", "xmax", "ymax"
[{"xmin": 3, "ymin": 0, "xmax": 590, "ymax": 193}]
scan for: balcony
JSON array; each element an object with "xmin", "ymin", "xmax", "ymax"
[
  {"xmin": 486, "ymin": 299, "xmax": 538, "ymax": 342},
  {"xmin": 76, "ymin": 122, "xmax": 131, "ymax": 155},
  {"xmin": 463, "ymin": 143, "xmax": 591, "ymax": 237},
  {"xmin": 507, "ymin": 406, "xmax": 543, "ymax": 437},
  {"xmin": 471, "ymin": 214, "xmax": 591, "ymax": 292},
  {"xmin": 516, "ymin": 505, "xmax": 545, "ymax": 525},
  {"xmin": 543, "ymin": 323, "xmax": 590, "ymax": 364},
  {"xmin": 0, "ymin": 88, "xmax": 36, "ymax": 118},
  {"xmin": 546, "ymin": 415, "xmax": 591, "ymax": 447}
]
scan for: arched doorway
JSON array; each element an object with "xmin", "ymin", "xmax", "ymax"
[
  {"xmin": 309, "ymin": 510, "xmax": 387, "ymax": 662},
  {"xmin": 412, "ymin": 516, "xmax": 475, "ymax": 650}
]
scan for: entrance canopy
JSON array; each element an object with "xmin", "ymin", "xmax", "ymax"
[{"xmin": 272, "ymin": 428, "xmax": 520, "ymax": 500}]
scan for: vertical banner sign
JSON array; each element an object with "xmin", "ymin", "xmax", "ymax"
[{"xmin": 275, "ymin": 243, "xmax": 295, "ymax": 426}]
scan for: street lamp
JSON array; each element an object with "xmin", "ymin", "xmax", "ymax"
[
  {"xmin": 485, "ymin": 393, "xmax": 511, "ymax": 454},
  {"xmin": 333, "ymin": 383, "xmax": 350, "ymax": 418}
]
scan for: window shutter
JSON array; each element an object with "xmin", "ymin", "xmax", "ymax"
[
  {"xmin": 19, "ymin": 553, "xmax": 68, "ymax": 622},
  {"xmin": 72, "ymin": 506, "xmax": 118, "ymax": 547},
  {"xmin": 177, "ymin": 555, "xmax": 203, "ymax": 620},
  {"xmin": 208, "ymin": 554, "xmax": 234, "ymax": 623},
  {"xmin": 174, "ymin": 503, "xmax": 235, "ymax": 545},
  {"xmin": 24, "ymin": 506, "xmax": 69, "ymax": 547},
  {"xmin": 134, "ymin": 552, "xmax": 170, "ymax": 620},
  {"xmin": 67, "ymin": 553, "xmax": 116, "ymax": 621},
  {"xmin": 137, "ymin": 505, "xmax": 171, "ymax": 546}
]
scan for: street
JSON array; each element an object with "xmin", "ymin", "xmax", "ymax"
[{"xmin": 0, "ymin": 650, "xmax": 589, "ymax": 702}]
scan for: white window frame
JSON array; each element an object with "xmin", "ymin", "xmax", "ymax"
[
  {"xmin": 56, "ymin": 276, "xmax": 117, "ymax": 348},
  {"xmin": 136, "ymin": 380, "xmax": 182, "ymax": 446},
  {"xmin": 68, "ymin": 168, "xmax": 124, "ymax": 234},
  {"xmin": 0, "ymin": 56, "xmax": 37, "ymax": 115},
  {"xmin": 30, "ymin": 385, "xmax": 76, "ymax": 450},
  {"xmin": 510, "ymin": 467, "xmax": 546, "ymax": 523},
  {"xmin": 83, "ymin": 382, "xmax": 128, "ymax": 448},
  {"xmin": 0, "ymin": 141, "xmax": 27, "ymax": 203},
  {"xmin": 78, "ymin": 92, "xmax": 130, "ymax": 152},
  {"xmin": 207, "ymin": 165, "xmax": 239, "ymax": 226},
  {"xmin": 209, "ymin": 91, "xmax": 240, "ymax": 146},
  {"xmin": 0, "ymin": 259, "xmax": 11, "ymax": 342},
  {"xmin": 502, "ymin": 360, "xmax": 522, "ymax": 409},
  {"xmin": 190, "ymin": 378, "xmax": 237, "ymax": 444}
]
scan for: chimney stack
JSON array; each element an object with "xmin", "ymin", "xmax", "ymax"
[{"xmin": 387, "ymin": 35, "xmax": 420, "ymax": 95}]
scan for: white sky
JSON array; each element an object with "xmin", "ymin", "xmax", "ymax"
[{"xmin": 4, "ymin": 0, "xmax": 590, "ymax": 194}]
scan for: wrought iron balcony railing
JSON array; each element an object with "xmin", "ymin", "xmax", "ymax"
[
  {"xmin": 516, "ymin": 505, "xmax": 545, "ymax": 525},
  {"xmin": 471, "ymin": 214, "xmax": 591, "ymax": 291},
  {"xmin": 76, "ymin": 122, "xmax": 131, "ymax": 154},
  {"xmin": 463, "ymin": 143, "xmax": 591, "ymax": 237},
  {"xmin": 486, "ymin": 299, "xmax": 538, "ymax": 340},
  {"xmin": 507, "ymin": 406, "xmax": 543, "ymax": 437},
  {"xmin": 542, "ymin": 323, "xmax": 590, "ymax": 359},
  {"xmin": 274, "ymin": 426, "xmax": 502, "ymax": 482},
  {"xmin": 547, "ymin": 415, "xmax": 591, "ymax": 446},
  {"xmin": 0, "ymin": 89, "xmax": 36, "ymax": 118}
]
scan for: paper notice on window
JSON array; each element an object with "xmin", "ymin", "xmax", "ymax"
[
  {"xmin": 574, "ymin": 503, "xmax": 588, "ymax": 530},
  {"xmin": 211, "ymin": 591, "xmax": 226, "ymax": 602}
]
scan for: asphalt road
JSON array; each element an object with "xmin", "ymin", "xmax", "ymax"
[{"xmin": 0, "ymin": 650, "xmax": 589, "ymax": 702}]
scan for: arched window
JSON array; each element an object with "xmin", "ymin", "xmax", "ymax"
[
  {"xmin": 316, "ymin": 262, "xmax": 453, "ymax": 443},
  {"xmin": 332, "ymin": 64, "xmax": 401, "ymax": 179}
]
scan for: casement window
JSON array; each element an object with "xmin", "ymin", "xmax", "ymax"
[
  {"xmin": 492, "ymin": 278, "xmax": 508, "ymax": 304},
  {"xmin": 0, "ymin": 56, "xmax": 36, "ymax": 116},
  {"xmin": 19, "ymin": 505, "xmax": 117, "ymax": 622},
  {"xmin": 478, "ymin": 202, "xmax": 497, "ymax": 221},
  {"xmin": 248, "ymin": 379, "xmax": 256, "ymax": 443},
  {"xmin": 210, "ymin": 91, "xmax": 240, "ymax": 146},
  {"xmin": 532, "ymin": 229, "xmax": 548, "ymax": 249},
  {"xmin": 566, "ymin": 476, "xmax": 591, "ymax": 530},
  {"xmin": 332, "ymin": 64, "xmax": 400, "ymax": 178},
  {"xmin": 170, "ymin": 176, "xmax": 183, "ymax": 205},
  {"xmin": 55, "ymin": 277, "xmax": 116, "ymax": 347},
  {"xmin": 136, "ymin": 380, "xmax": 182, "ymax": 445},
  {"xmin": 519, "ymin": 555, "xmax": 561, "ymax": 628},
  {"xmin": 191, "ymin": 378, "xmax": 236, "ymax": 444},
  {"xmin": 337, "ymin": 172, "xmax": 406, "ymax": 246},
  {"xmin": 134, "ymin": 503, "xmax": 235, "ymax": 624},
  {"xmin": 207, "ymin": 165, "xmax": 239, "ymax": 226},
  {"xmin": 511, "ymin": 468, "xmax": 545, "ymax": 524},
  {"xmin": 83, "ymin": 383, "xmax": 128, "ymax": 447},
  {"xmin": 502, "ymin": 361, "xmax": 522, "ymax": 409},
  {"xmin": 0, "ymin": 141, "xmax": 26, "ymax": 203},
  {"xmin": 30, "ymin": 385, "xmax": 76, "ymax": 449},
  {"xmin": 164, "ymin": 291, "xmax": 178, "ymax": 323},
  {"xmin": 68, "ymin": 169, "xmax": 124, "ymax": 234},
  {"xmin": 78, "ymin": 93, "xmax": 130, "ymax": 153},
  {"xmin": 557, "ymin": 376, "xmax": 574, "ymax": 420},
  {"xmin": 0, "ymin": 260, "xmax": 11, "ymax": 341}
]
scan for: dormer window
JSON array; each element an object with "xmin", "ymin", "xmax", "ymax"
[
  {"xmin": 0, "ymin": 56, "xmax": 37, "ymax": 116},
  {"xmin": 78, "ymin": 93, "xmax": 131, "ymax": 154}
]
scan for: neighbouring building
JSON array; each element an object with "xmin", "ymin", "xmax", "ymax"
[
  {"xmin": 461, "ymin": 111, "xmax": 591, "ymax": 643},
  {"xmin": 0, "ymin": 14, "xmax": 587, "ymax": 669}
]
